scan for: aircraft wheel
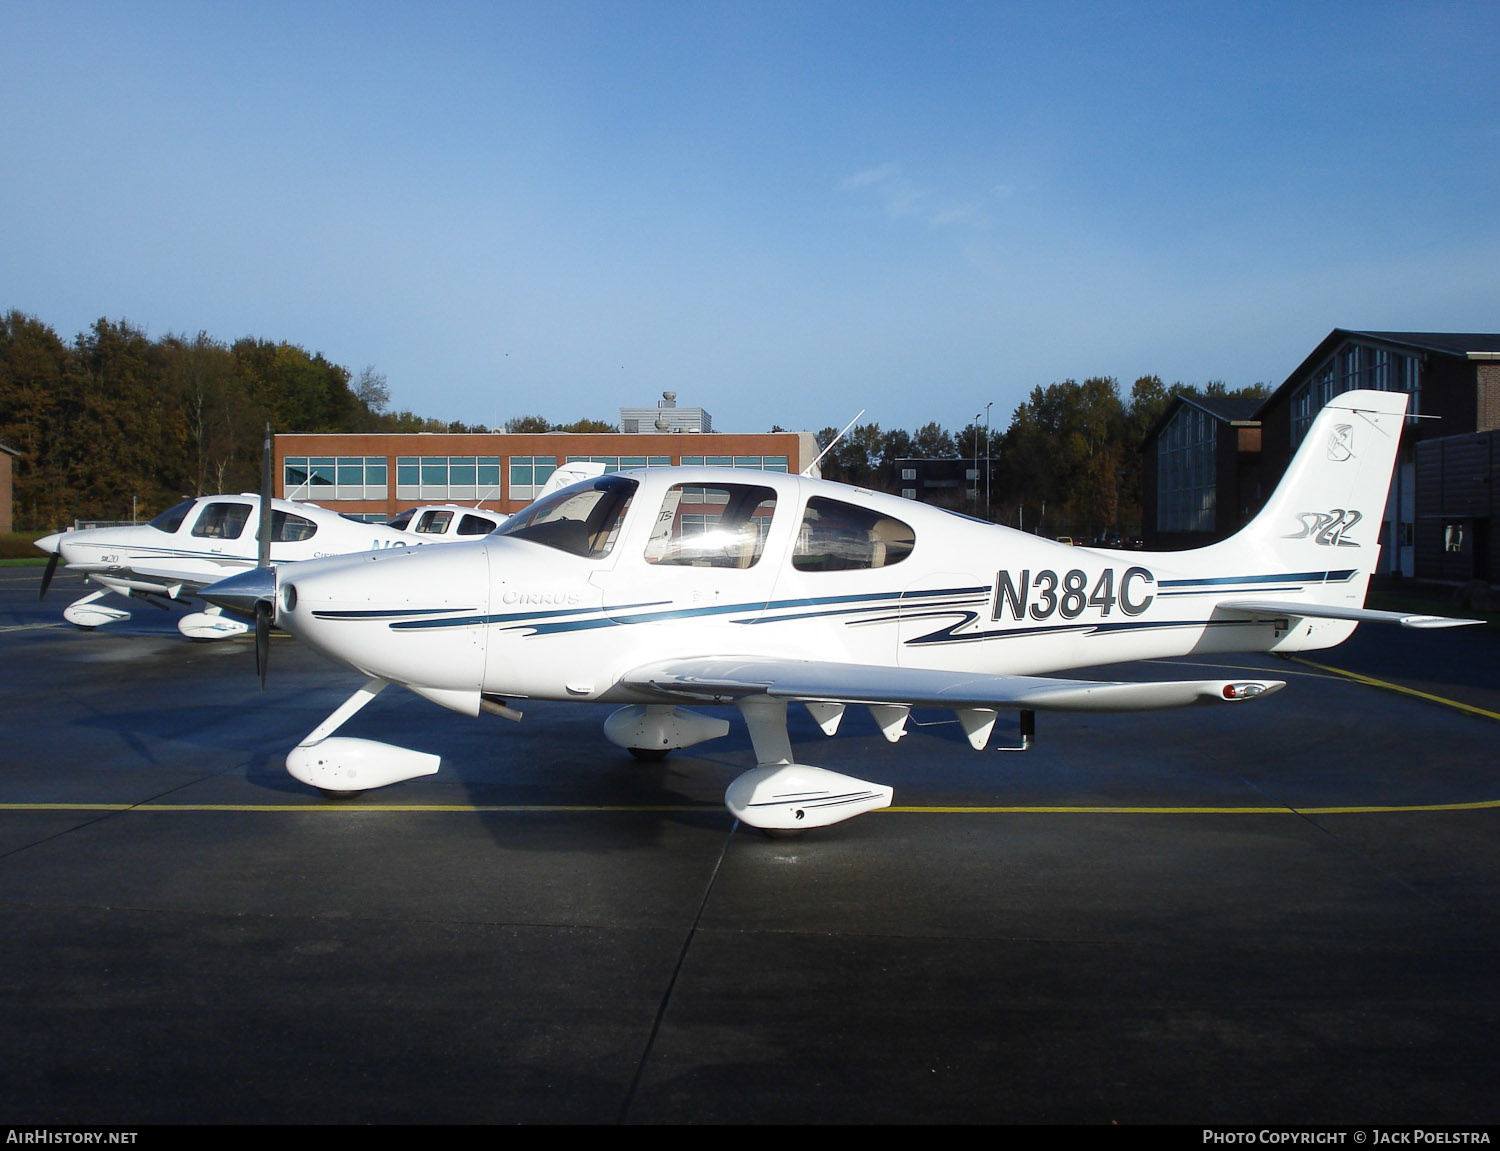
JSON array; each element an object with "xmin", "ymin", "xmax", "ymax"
[
  {"xmin": 759, "ymin": 828, "xmax": 804, "ymax": 840},
  {"xmin": 627, "ymin": 747, "xmax": 670, "ymax": 762},
  {"xmin": 317, "ymin": 788, "xmax": 361, "ymax": 800}
]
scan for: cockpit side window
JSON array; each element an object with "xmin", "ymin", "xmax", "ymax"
[
  {"xmin": 416, "ymin": 510, "xmax": 453, "ymax": 535},
  {"xmin": 792, "ymin": 497, "xmax": 915, "ymax": 572},
  {"xmin": 645, "ymin": 483, "xmax": 777, "ymax": 568},
  {"xmin": 492, "ymin": 475, "xmax": 638, "ymax": 558},
  {"xmin": 191, "ymin": 502, "xmax": 252, "ymax": 540},
  {"xmin": 147, "ymin": 499, "xmax": 198, "ymax": 533}
]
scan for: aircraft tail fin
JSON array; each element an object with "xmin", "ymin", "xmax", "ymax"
[{"xmin": 1194, "ymin": 388, "xmax": 1407, "ymax": 626}]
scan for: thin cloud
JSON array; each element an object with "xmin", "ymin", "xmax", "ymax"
[{"xmin": 839, "ymin": 162, "xmax": 988, "ymax": 230}]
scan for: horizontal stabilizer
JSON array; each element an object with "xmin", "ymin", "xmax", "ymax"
[
  {"xmin": 623, "ymin": 657, "xmax": 1284, "ymax": 714},
  {"xmin": 1220, "ymin": 599, "xmax": 1482, "ymax": 629}
]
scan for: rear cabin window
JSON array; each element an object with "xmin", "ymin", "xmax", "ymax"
[
  {"xmin": 644, "ymin": 483, "xmax": 776, "ymax": 568},
  {"xmin": 191, "ymin": 502, "xmax": 252, "ymax": 540},
  {"xmin": 792, "ymin": 498, "xmax": 914, "ymax": 571},
  {"xmin": 458, "ymin": 514, "xmax": 496, "ymax": 535},
  {"xmin": 263, "ymin": 510, "xmax": 317, "ymax": 542},
  {"xmin": 492, "ymin": 475, "xmax": 637, "ymax": 558}
]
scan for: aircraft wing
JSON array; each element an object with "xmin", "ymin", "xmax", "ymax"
[
  {"xmin": 1218, "ymin": 600, "xmax": 1482, "ymax": 629},
  {"xmin": 126, "ymin": 557, "xmax": 250, "ymax": 588},
  {"xmin": 619, "ymin": 656, "xmax": 1284, "ymax": 712}
]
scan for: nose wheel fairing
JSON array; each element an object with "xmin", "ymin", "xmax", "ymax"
[{"xmin": 284, "ymin": 678, "xmax": 443, "ymax": 793}]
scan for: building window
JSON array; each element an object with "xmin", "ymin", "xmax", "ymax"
[
  {"xmin": 508, "ymin": 455, "xmax": 558, "ymax": 501},
  {"xmin": 395, "ymin": 456, "xmax": 501, "ymax": 501},
  {"xmin": 1157, "ymin": 405, "xmax": 1216, "ymax": 533},
  {"xmin": 677, "ymin": 455, "xmax": 790, "ymax": 472},
  {"xmin": 1291, "ymin": 340, "xmax": 1416, "ymax": 446},
  {"xmin": 285, "ymin": 456, "xmax": 388, "ymax": 501},
  {"xmin": 564, "ymin": 455, "xmax": 672, "ymax": 475}
]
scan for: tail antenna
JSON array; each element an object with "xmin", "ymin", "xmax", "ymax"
[{"xmin": 802, "ymin": 409, "xmax": 866, "ymax": 477}]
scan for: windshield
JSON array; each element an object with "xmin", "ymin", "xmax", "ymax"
[
  {"xmin": 147, "ymin": 499, "xmax": 198, "ymax": 533},
  {"xmin": 492, "ymin": 475, "xmax": 637, "ymax": 558}
]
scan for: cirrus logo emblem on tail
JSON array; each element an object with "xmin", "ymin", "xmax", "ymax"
[{"xmin": 1326, "ymin": 424, "xmax": 1354, "ymax": 461}]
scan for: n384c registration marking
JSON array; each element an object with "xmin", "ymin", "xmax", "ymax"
[{"xmin": 992, "ymin": 567, "xmax": 1155, "ymax": 621}]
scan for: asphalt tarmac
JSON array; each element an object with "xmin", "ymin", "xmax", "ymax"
[{"xmin": 1, "ymin": 568, "xmax": 1498, "ymax": 1125}]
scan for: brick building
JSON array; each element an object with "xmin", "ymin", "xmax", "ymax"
[{"xmin": 275, "ymin": 429, "xmax": 819, "ymax": 521}]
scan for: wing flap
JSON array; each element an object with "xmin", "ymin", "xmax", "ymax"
[
  {"xmin": 1220, "ymin": 599, "xmax": 1482, "ymax": 629},
  {"xmin": 621, "ymin": 657, "xmax": 1284, "ymax": 713}
]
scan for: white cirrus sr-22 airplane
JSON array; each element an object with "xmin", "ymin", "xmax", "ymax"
[{"xmin": 204, "ymin": 390, "xmax": 1478, "ymax": 834}]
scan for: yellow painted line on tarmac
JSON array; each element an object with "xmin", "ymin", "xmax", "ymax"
[
  {"xmin": 3, "ymin": 799, "xmax": 1499, "ymax": 816},
  {"xmin": 886, "ymin": 799, "xmax": 1500, "ymax": 815},
  {"xmin": 0, "ymin": 802, "xmax": 712, "ymax": 814},
  {"xmin": 1289, "ymin": 656, "xmax": 1500, "ymax": 722}
]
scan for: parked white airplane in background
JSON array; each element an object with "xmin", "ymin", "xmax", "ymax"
[
  {"xmin": 35, "ymin": 494, "xmax": 419, "ymax": 639},
  {"xmin": 35, "ymin": 461, "xmax": 608, "ymax": 640},
  {"xmin": 205, "ymin": 391, "xmax": 1477, "ymax": 833},
  {"xmin": 387, "ymin": 504, "xmax": 507, "ymax": 539},
  {"xmin": 386, "ymin": 462, "xmax": 607, "ymax": 541}
]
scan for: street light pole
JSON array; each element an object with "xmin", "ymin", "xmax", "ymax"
[{"xmin": 972, "ymin": 415, "xmax": 981, "ymax": 502}]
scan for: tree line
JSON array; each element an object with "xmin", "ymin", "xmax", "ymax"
[
  {"xmin": 2, "ymin": 309, "xmax": 1266, "ymax": 538},
  {"xmin": 0, "ymin": 312, "xmax": 621, "ymax": 528},
  {"xmin": 816, "ymin": 375, "xmax": 1268, "ymax": 540}
]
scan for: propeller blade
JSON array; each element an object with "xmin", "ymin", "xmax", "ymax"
[
  {"xmin": 39, "ymin": 552, "xmax": 59, "ymax": 600},
  {"xmin": 255, "ymin": 600, "xmax": 272, "ymax": 690},
  {"xmin": 258, "ymin": 422, "xmax": 274, "ymax": 570}
]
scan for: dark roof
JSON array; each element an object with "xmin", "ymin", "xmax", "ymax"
[
  {"xmin": 1348, "ymin": 332, "xmax": 1500, "ymax": 357},
  {"xmin": 1140, "ymin": 393, "xmax": 1262, "ymax": 448},
  {"xmin": 1184, "ymin": 396, "xmax": 1262, "ymax": 423},
  {"xmin": 1267, "ymin": 329, "xmax": 1500, "ymax": 409},
  {"xmin": 0, "ymin": 441, "xmax": 18, "ymax": 457}
]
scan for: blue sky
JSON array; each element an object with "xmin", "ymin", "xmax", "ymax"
[{"xmin": 4, "ymin": 1, "xmax": 1497, "ymax": 435}]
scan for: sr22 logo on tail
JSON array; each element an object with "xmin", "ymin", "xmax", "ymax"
[{"xmin": 1285, "ymin": 509, "xmax": 1362, "ymax": 547}]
